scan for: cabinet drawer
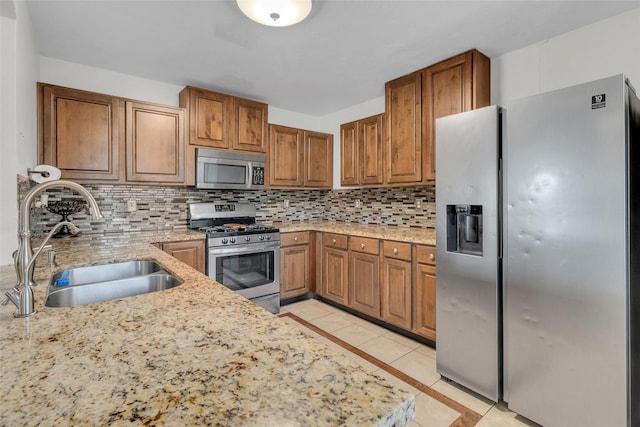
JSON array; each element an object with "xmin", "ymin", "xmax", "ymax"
[
  {"xmin": 415, "ymin": 245, "xmax": 436, "ymax": 266},
  {"xmin": 349, "ymin": 236, "xmax": 379, "ymax": 255},
  {"xmin": 281, "ymin": 231, "xmax": 310, "ymax": 247},
  {"xmin": 323, "ymin": 233, "xmax": 348, "ymax": 250},
  {"xmin": 382, "ymin": 241, "xmax": 412, "ymax": 261}
]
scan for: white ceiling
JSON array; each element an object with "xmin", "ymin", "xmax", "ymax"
[{"xmin": 26, "ymin": 0, "xmax": 639, "ymax": 116}]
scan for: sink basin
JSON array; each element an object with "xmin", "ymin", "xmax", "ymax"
[{"xmin": 44, "ymin": 260, "xmax": 182, "ymax": 308}]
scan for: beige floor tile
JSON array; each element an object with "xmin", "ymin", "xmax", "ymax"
[
  {"xmin": 382, "ymin": 329, "xmax": 424, "ymax": 350},
  {"xmin": 414, "ymin": 342, "xmax": 437, "ymax": 359},
  {"xmin": 390, "ymin": 349, "xmax": 441, "ymax": 387},
  {"xmin": 283, "ymin": 301, "xmax": 332, "ymax": 320},
  {"xmin": 357, "ymin": 335, "xmax": 414, "ymax": 364},
  {"xmin": 406, "ymin": 421, "xmax": 423, "ymax": 427},
  {"xmin": 431, "ymin": 379, "xmax": 494, "ymax": 416},
  {"xmin": 412, "ymin": 392, "xmax": 460, "ymax": 427},
  {"xmin": 476, "ymin": 402, "xmax": 541, "ymax": 427},
  {"xmin": 331, "ymin": 323, "xmax": 383, "ymax": 347},
  {"xmin": 308, "ymin": 312, "xmax": 355, "ymax": 332}
]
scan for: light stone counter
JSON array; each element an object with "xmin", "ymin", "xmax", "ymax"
[
  {"xmin": 273, "ymin": 220, "xmax": 436, "ymax": 246},
  {"xmin": 0, "ymin": 229, "xmax": 414, "ymax": 426}
]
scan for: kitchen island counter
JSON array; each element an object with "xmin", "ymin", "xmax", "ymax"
[{"xmin": 0, "ymin": 230, "xmax": 414, "ymax": 426}]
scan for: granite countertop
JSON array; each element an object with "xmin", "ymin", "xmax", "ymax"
[
  {"xmin": 0, "ymin": 228, "xmax": 414, "ymax": 426},
  {"xmin": 273, "ymin": 220, "xmax": 436, "ymax": 245}
]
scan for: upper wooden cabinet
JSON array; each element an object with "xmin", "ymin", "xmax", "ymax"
[
  {"xmin": 379, "ymin": 49, "xmax": 490, "ymax": 186},
  {"xmin": 39, "ymin": 83, "xmax": 123, "ymax": 181},
  {"xmin": 384, "ymin": 72, "xmax": 422, "ymax": 185},
  {"xmin": 268, "ymin": 124, "xmax": 333, "ymax": 189},
  {"xmin": 340, "ymin": 114, "xmax": 384, "ymax": 187},
  {"xmin": 422, "ymin": 49, "xmax": 490, "ymax": 181},
  {"xmin": 38, "ymin": 83, "xmax": 186, "ymax": 185},
  {"xmin": 180, "ymin": 87, "xmax": 232, "ymax": 149},
  {"xmin": 179, "ymin": 86, "xmax": 268, "ymax": 186},
  {"xmin": 125, "ymin": 101, "xmax": 184, "ymax": 183}
]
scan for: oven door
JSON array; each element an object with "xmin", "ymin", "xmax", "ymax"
[{"xmin": 207, "ymin": 242, "xmax": 280, "ymax": 300}]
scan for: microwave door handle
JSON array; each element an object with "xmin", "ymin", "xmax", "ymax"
[{"xmin": 246, "ymin": 161, "xmax": 253, "ymax": 188}]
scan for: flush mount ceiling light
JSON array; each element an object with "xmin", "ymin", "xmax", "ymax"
[{"xmin": 237, "ymin": 0, "xmax": 312, "ymax": 27}]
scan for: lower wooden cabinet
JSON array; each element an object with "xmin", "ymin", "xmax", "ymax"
[
  {"xmin": 412, "ymin": 245, "xmax": 437, "ymax": 340},
  {"xmin": 348, "ymin": 236, "xmax": 380, "ymax": 318},
  {"xmin": 280, "ymin": 231, "xmax": 314, "ymax": 299},
  {"xmin": 381, "ymin": 241, "xmax": 413, "ymax": 329},
  {"xmin": 160, "ymin": 240, "xmax": 205, "ymax": 273},
  {"xmin": 321, "ymin": 233, "xmax": 349, "ymax": 305}
]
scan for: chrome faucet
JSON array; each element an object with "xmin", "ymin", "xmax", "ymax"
[{"xmin": 3, "ymin": 180, "xmax": 103, "ymax": 317}]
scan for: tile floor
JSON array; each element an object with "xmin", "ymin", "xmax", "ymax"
[{"xmin": 280, "ymin": 299, "xmax": 540, "ymax": 427}]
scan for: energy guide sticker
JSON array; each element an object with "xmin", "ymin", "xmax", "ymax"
[{"xmin": 591, "ymin": 94, "xmax": 606, "ymax": 109}]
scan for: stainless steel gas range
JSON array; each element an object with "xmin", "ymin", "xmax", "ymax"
[{"xmin": 188, "ymin": 202, "xmax": 280, "ymax": 314}]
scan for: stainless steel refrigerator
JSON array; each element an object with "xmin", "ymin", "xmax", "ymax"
[{"xmin": 435, "ymin": 74, "xmax": 639, "ymax": 426}]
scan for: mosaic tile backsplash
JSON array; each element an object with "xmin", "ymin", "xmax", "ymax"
[{"xmin": 18, "ymin": 177, "xmax": 435, "ymax": 236}]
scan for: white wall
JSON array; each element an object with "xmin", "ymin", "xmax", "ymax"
[
  {"xmin": 0, "ymin": 0, "xmax": 39, "ymax": 266},
  {"xmin": 491, "ymin": 9, "xmax": 640, "ymax": 105}
]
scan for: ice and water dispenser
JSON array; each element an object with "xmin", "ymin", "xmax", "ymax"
[{"xmin": 446, "ymin": 205, "xmax": 483, "ymax": 256}]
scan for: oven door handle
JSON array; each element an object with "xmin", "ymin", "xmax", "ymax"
[{"xmin": 208, "ymin": 242, "xmax": 280, "ymax": 256}]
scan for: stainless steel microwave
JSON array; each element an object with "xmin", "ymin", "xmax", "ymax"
[{"xmin": 196, "ymin": 148, "xmax": 266, "ymax": 190}]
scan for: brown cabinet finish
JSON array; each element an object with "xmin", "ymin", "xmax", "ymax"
[
  {"xmin": 280, "ymin": 231, "xmax": 314, "ymax": 299},
  {"xmin": 125, "ymin": 101, "xmax": 185, "ymax": 183},
  {"xmin": 381, "ymin": 256, "xmax": 413, "ymax": 330},
  {"xmin": 304, "ymin": 131, "xmax": 333, "ymax": 188},
  {"xmin": 422, "ymin": 49, "xmax": 490, "ymax": 181},
  {"xmin": 180, "ymin": 86, "xmax": 232, "ymax": 150},
  {"xmin": 322, "ymin": 246, "xmax": 349, "ymax": 306},
  {"xmin": 161, "ymin": 240, "xmax": 205, "ymax": 273},
  {"xmin": 340, "ymin": 114, "xmax": 384, "ymax": 187},
  {"xmin": 232, "ymin": 97, "xmax": 268, "ymax": 153},
  {"xmin": 384, "ymin": 72, "xmax": 422, "ymax": 184},
  {"xmin": 268, "ymin": 125, "xmax": 333, "ymax": 189},
  {"xmin": 340, "ymin": 121, "xmax": 358, "ymax": 186},
  {"xmin": 412, "ymin": 245, "xmax": 436, "ymax": 340},
  {"xmin": 348, "ymin": 237, "xmax": 380, "ymax": 318},
  {"xmin": 268, "ymin": 124, "xmax": 304, "ymax": 187},
  {"xmin": 39, "ymin": 83, "xmax": 123, "ymax": 181}
]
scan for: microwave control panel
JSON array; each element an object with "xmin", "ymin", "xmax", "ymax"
[{"xmin": 252, "ymin": 167, "xmax": 265, "ymax": 185}]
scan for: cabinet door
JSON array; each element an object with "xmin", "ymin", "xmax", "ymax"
[
  {"xmin": 422, "ymin": 50, "xmax": 490, "ymax": 181},
  {"xmin": 304, "ymin": 131, "xmax": 333, "ymax": 188},
  {"xmin": 39, "ymin": 83, "xmax": 122, "ymax": 181},
  {"xmin": 359, "ymin": 114, "xmax": 384, "ymax": 185},
  {"xmin": 348, "ymin": 251, "xmax": 380, "ymax": 318},
  {"xmin": 162, "ymin": 240, "xmax": 205, "ymax": 273},
  {"xmin": 340, "ymin": 121, "xmax": 359, "ymax": 186},
  {"xmin": 232, "ymin": 97, "xmax": 268, "ymax": 153},
  {"xmin": 125, "ymin": 101, "xmax": 185, "ymax": 183},
  {"xmin": 281, "ymin": 244, "xmax": 311, "ymax": 299},
  {"xmin": 268, "ymin": 124, "xmax": 304, "ymax": 187},
  {"xmin": 413, "ymin": 262, "xmax": 436, "ymax": 340},
  {"xmin": 384, "ymin": 72, "xmax": 422, "ymax": 184},
  {"xmin": 186, "ymin": 87, "xmax": 232, "ymax": 149},
  {"xmin": 381, "ymin": 257, "xmax": 412, "ymax": 329},
  {"xmin": 322, "ymin": 247, "xmax": 348, "ymax": 306}
]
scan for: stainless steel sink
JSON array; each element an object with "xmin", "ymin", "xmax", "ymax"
[{"xmin": 44, "ymin": 261, "xmax": 182, "ymax": 308}]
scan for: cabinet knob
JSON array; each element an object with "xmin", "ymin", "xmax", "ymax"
[
  {"xmin": 294, "ymin": 236, "xmax": 298, "ymax": 241},
  {"xmin": 360, "ymin": 243, "xmax": 365, "ymax": 249},
  {"xmin": 332, "ymin": 239, "xmax": 336, "ymax": 244},
  {"xmin": 429, "ymin": 253, "xmax": 435, "ymax": 260},
  {"xmin": 393, "ymin": 248, "xmax": 398, "ymax": 255}
]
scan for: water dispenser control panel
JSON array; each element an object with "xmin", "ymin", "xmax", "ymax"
[{"xmin": 446, "ymin": 204, "xmax": 483, "ymax": 256}]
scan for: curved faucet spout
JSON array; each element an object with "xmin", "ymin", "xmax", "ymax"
[{"xmin": 9, "ymin": 180, "xmax": 103, "ymax": 317}]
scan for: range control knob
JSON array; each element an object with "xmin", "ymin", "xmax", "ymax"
[
  {"xmin": 244, "ymin": 236, "xmax": 251, "ymax": 242},
  {"xmin": 258, "ymin": 235, "xmax": 265, "ymax": 241},
  {"xmin": 229, "ymin": 237, "xmax": 236, "ymax": 244},
  {"xmin": 221, "ymin": 238, "xmax": 228, "ymax": 244},
  {"xmin": 265, "ymin": 235, "xmax": 272, "ymax": 240}
]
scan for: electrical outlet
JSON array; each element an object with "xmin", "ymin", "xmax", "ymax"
[
  {"xmin": 355, "ymin": 199, "xmax": 361, "ymax": 208},
  {"xmin": 126, "ymin": 200, "xmax": 137, "ymax": 212},
  {"xmin": 415, "ymin": 199, "xmax": 423, "ymax": 209},
  {"xmin": 283, "ymin": 199, "xmax": 290, "ymax": 209}
]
